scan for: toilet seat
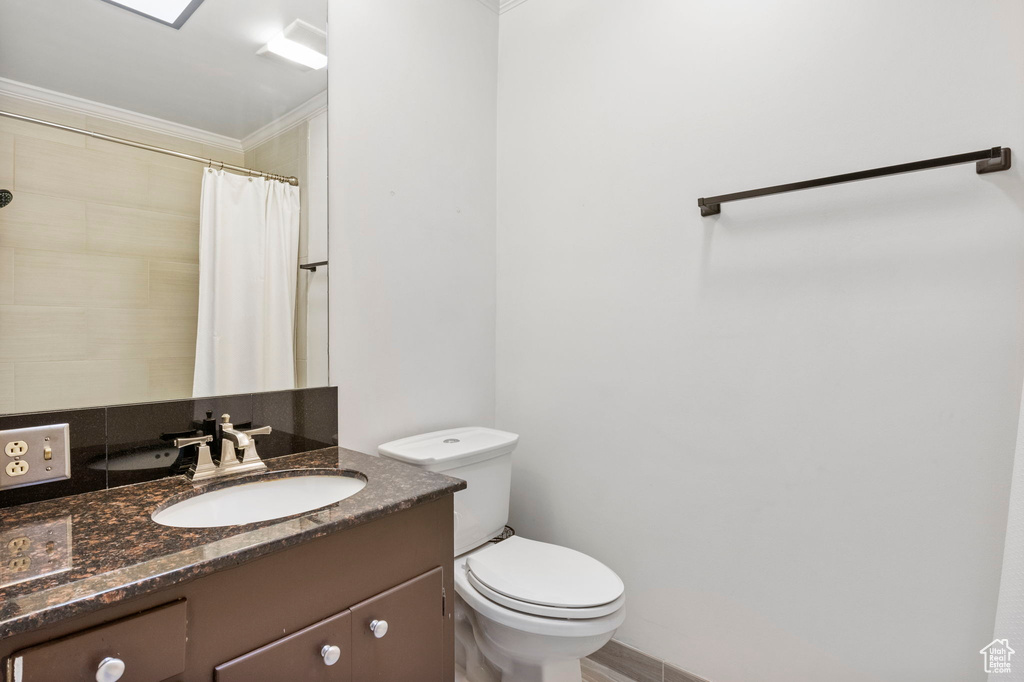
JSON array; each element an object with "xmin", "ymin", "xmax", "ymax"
[
  {"xmin": 455, "ymin": 554, "xmax": 627, "ymax": 639},
  {"xmin": 467, "ymin": 571, "xmax": 626, "ymax": 619},
  {"xmin": 465, "ymin": 537, "xmax": 625, "ymax": 619}
]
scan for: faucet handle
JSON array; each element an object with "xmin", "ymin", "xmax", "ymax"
[
  {"xmin": 174, "ymin": 434, "xmax": 213, "ymax": 448},
  {"xmin": 242, "ymin": 425, "xmax": 272, "ymax": 438},
  {"xmin": 175, "ymin": 435, "xmax": 217, "ymax": 482}
]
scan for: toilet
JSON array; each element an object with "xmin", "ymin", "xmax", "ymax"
[{"xmin": 378, "ymin": 427, "xmax": 625, "ymax": 682}]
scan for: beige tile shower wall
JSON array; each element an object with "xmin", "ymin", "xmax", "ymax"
[
  {"xmin": 0, "ymin": 96, "xmax": 245, "ymax": 413},
  {"xmin": 244, "ymin": 124, "xmax": 310, "ymax": 388}
]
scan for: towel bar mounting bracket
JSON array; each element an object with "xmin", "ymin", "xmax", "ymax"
[
  {"xmin": 977, "ymin": 146, "xmax": 1012, "ymax": 174},
  {"xmin": 698, "ymin": 199, "xmax": 721, "ymax": 217}
]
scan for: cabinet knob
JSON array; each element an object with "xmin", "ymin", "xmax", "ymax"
[
  {"xmin": 95, "ymin": 657, "xmax": 126, "ymax": 682},
  {"xmin": 369, "ymin": 619, "xmax": 389, "ymax": 639},
  {"xmin": 321, "ymin": 644, "xmax": 341, "ymax": 666}
]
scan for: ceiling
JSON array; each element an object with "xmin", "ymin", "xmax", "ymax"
[{"xmin": 0, "ymin": 0, "xmax": 327, "ymax": 139}]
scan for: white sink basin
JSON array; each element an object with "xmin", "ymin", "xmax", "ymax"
[{"xmin": 151, "ymin": 472, "xmax": 366, "ymax": 528}]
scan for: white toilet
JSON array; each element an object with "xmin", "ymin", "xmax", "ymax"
[{"xmin": 379, "ymin": 427, "xmax": 625, "ymax": 682}]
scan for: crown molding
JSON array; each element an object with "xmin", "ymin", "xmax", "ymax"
[
  {"xmin": 240, "ymin": 90, "xmax": 328, "ymax": 151},
  {"xmin": 0, "ymin": 77, "xmax": 330, "ymax": 159},
  {"xmin": 0, "ymin": 77, "xmax": 243, "ymax": 153},
  {"xmin": 475, "ymin": 0, "xmax": 529, "ymax": 15},
  {"xmin": 499, "ymin": 0, "xmax": 531, "ymax": 14}
]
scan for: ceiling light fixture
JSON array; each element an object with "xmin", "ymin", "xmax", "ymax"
[
  {"xmin": 258, "ymin": 20, "xmax": 328, "ymax": 71},
  {"xmin": 99, "ymin": 0, "xmax": 205, "ymax": 29}
]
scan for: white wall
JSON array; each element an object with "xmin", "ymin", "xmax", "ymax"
[
  {"xmin": 496, "ymin": 2, "xmax": 1024, "ymax": 682},
  {"xmin": 306, "ymin": 111, "xmax": 329, "ymax": 387},
  {"xmin": 328, "ymin": 0, "xmax": 498, "ymax": 454}
]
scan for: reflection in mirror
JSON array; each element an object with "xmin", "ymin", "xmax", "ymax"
[
  {"xmin": 0, "ymin": 0, "xmax": 328, "ymax": 414},
  {"xmin": 0, "ymin": 515, "xmax": 72, "ymax": 587}
]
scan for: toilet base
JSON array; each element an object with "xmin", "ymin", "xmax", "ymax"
[
  {"xmin": 456, "ymin": 594, "xmax": 615, "ymax": 682},
  {"xmin": 457, "ymin": 645, "xmax": 583, "ymax": 682}
]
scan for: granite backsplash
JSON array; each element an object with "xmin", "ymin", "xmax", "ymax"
[{"xmin": 0, "ymin": 387, "xmax": 338, "ymax": 509}]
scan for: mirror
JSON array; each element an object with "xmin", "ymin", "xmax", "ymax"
[{"xmin": 0, "ymin": 0, "xmax": 329, "ymax": 414}]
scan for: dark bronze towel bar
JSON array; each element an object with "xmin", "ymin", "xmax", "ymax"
[{"xmin": 698, "ymin": 146, "xmax": 1011, "ymax": 217}]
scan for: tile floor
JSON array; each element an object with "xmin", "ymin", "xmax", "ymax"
[
  {"xmin": 456, "ymin": 658, "xmax": 638, "ymax": 682},
  {"xmin": 582, "ymin": 657, "xmax": 639, "ymax": 682}
]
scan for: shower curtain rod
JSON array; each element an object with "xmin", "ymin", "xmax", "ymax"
[{"xmin": 0, "ymin": 110, "xmax": 300, "ymax": 186}]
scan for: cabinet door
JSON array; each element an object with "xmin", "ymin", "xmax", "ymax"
[
  {"xmin": 8, "ymin": 600, "xmax": 187, "ymax": 682},
  {"xmin": 351, "ymin": 567, "xmax": 444, "ymax": 682},
  {"xmin": 215, "ymin": 609, "xmax": 352, "ymax": 682}
]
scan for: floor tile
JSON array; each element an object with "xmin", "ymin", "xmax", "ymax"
[
  {"xmin": 590, "ymin": 640, "xmax": 662, "ymax": 682},
  {"xmin": 664, "ymin": 664, "xmax": 712, "ymax": 682},
  {"xmin": 583, "ymin": 657, "xmax": 641, "ymax": 682}
]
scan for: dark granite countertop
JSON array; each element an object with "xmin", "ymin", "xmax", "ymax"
[{"xmin": 0, "ymin": 448, "xmax": 465, "ymax": 639}]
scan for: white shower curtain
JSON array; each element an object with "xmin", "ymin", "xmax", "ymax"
[{"xmin": 192, "ymin": 169, "xmax": 300, "ymax": 397}]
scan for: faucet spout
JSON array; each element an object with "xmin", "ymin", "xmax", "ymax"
[
  {"xmin": 219, "ymin": 413, "xmax": 252, "ymax": 449},
  {"xmin": 221, "ymin": 427, "xmax": 251, "ymax": 450}
]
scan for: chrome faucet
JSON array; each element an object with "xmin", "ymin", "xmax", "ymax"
[{"xmin": 174, "ymin": 414, "xmax": 272, "ymax": 483}]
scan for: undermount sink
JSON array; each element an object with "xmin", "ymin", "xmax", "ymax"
[{"xmin": 151, "ymin": 471, "xmax": 367, "ymax": 528}]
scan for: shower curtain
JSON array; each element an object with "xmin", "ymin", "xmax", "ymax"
[{"xmin": 192, "ymin": 169, "xmax": 300, "ymax": 397}]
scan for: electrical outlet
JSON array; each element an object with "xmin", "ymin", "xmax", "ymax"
[
  {"xmin": 5, "ymin": 460, "xmax": 28, "ymax": 477},
  {"xmin": 0, "ymin": 424, "xmax": 71, "ymax": 491},
  {"xmin": 5, "ymin": 441, "xmax": 27, "ymax": 457}
]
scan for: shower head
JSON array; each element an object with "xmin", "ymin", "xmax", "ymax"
[{"xmin": 0, "ymin": 190, "xmax": 11, "ymax": 209}]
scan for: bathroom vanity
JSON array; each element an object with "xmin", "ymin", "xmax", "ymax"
[{"xmin": 0, "ymin": 448, "xmax": 464, "ymax": 681}]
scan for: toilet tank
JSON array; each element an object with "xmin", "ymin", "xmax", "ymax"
[{"xmin": 378, "ymin": 427, "xmax": 519, "ymax": 556}]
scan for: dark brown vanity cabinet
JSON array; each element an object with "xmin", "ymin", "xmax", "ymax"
[
  {"xmin": 215, "ymin": 609, "xmax": 353, "ymax": 682},
  {"xmin": 7, "ymin": 601, "xmax": 188, "ymax": 681},
  {"xmin": 216, "ymin": 568, "xmax": 444, "ymax": 682},
  {"xmin": 1, "ymin": 496, "xmax": 455, "ymax": 682},
  {"xmin": 350, "ymin": 568, "xmax": 444, "ymax": 681}
]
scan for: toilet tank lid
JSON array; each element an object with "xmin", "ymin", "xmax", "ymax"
[{"xmin": 378, "ymin": 427, "xmax": 519, "ymax": 466}]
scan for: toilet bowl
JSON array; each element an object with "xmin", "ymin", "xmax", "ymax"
[
  {"xmin": 379, "ymin": 428, "xmax": 626, "ymax": 682},
  {"xmin": 454, "ymin": 538, "xmax": 625, "ymax": 682}
]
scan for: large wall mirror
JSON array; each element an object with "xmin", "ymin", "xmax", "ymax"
[{"xmin": 0, "ymin": 0, "xmax": 329, "ymax": 414}]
